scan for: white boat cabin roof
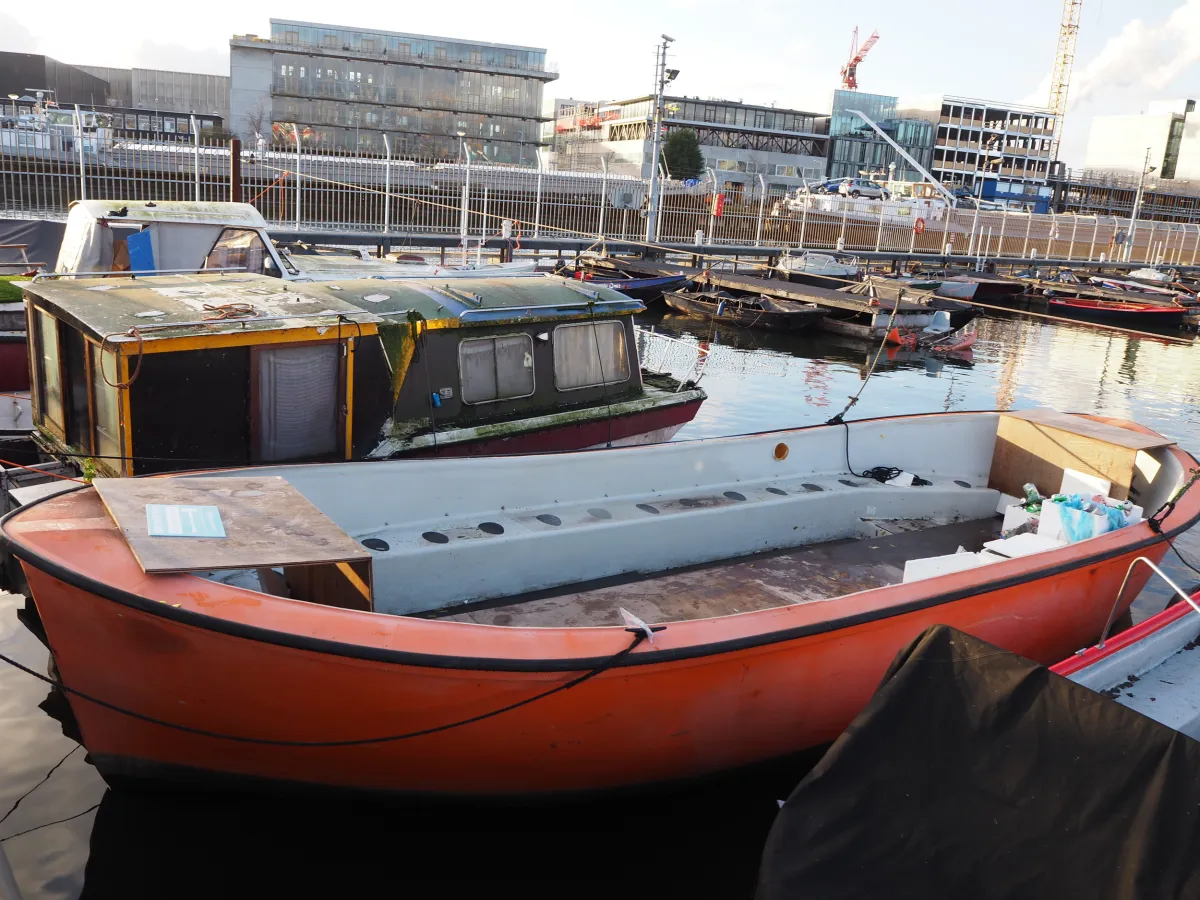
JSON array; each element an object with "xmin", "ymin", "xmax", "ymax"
[{"xmin": 64, "ymin": 200, "xmax": 268, "ymax": 229}]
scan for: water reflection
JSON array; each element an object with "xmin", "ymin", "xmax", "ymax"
[{"xmin": 2, "ymin": 312, "xmax": 1199, "ymax": 898}]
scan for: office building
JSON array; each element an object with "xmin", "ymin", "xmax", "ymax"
[
  {"xmin": 546, "ymin": 95, "xmax": 829, "ymax": 192},
  {"xmin": 930, "ymin": 96, "xmax": 1056, "ymax": 212},
  {"xmin": 77, "ymin": 65, "xmax": 229, "ymax": 123},
  {"xmin": 229, "ymin": 19, "xmax": 556, "ymax": 162},
  {"xmin": 826, "ymin": 89, "xmax": 934, "ymax": 183},
  {"xmin": 1083, "ymin": 100, "xmax": 1198, "ymax": 181}
]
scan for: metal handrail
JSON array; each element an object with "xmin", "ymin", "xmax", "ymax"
[
  {"xmin": 1097, "ymin": 556, "xmax": 1200, "ymax": 648},
  {"xmin": 31, "ymin": 267, "xmax": 247, "ymax": 281}
]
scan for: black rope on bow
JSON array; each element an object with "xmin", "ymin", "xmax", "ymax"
[{"xmin": 0, "ymin": 631, "xmax": 651, "ymax": 748}]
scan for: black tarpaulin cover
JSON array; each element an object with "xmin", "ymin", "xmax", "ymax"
[{"xmin": 757, "ymin": 625, "xmax": 1200, "ymax": 900}]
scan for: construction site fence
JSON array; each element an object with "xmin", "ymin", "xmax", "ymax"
[{"xmin": 3, "ymin": 133, "xmax": 1199, "ymax": 267}]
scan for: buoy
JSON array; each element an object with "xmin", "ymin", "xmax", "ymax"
[{"xmin": 913, "ymin": 217, "xmax": 926, "ymax": 234}]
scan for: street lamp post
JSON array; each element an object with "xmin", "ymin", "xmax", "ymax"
[
  {"xmin": 644, "ymin": 34, "xmax": 677, "ymax": 243},
  {"xmin": 1125, "ymin": 146, "xmax": 1156, "ymax": 263}
]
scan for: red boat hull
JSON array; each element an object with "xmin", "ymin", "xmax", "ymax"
[
  {"xmin": 408, "ymin": 394, "xmax": 704, "ymax": 457},
  {"xmin": 0, "ymin": 336, "xmax": 29, "ymax": 392}
]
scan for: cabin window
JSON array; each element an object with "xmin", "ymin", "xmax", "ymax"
[
  {"xmin": 204, "ymin": 228, "xmax": 279, "ymax": 277},
  {"xmin": 253, "ymin": 344, "xmax": 340, "ymax": 462},
  {"xmin": 91, "ymin": 345, "xmax": 121, "ymax": 461},
  {"xmin": 553, "ymin": 322, "xmax": 630, "ymax": 391},
  {"xmin": 35, "ymin": 310, "xmax": 64, "ymax": 431},
  {"xmin": 459, "ymin": 335, "xmax": 535, "ymax": 404}
]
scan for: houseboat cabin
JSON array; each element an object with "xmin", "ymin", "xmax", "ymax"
[{"xmin": 21, "ymin": 272, "xmax": 704, "ymax": 476}]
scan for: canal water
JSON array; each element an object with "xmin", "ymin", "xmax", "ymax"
[{"xmin": 3, "ymin": 310, "xmax": 1200, "ymax": 899}]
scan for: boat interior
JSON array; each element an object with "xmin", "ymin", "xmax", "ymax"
[
  {"xmin": 192, "ymin": 411, "xmax": 1187, "ymax": 626},
  {"xmin": 1068, "ymin": 608, "xmax": 1200, "ymax": 739}
]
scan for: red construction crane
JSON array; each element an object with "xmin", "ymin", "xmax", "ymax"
[{"xmin": 840, "ymin": 27, "xmax": 880, "ymax": 91}]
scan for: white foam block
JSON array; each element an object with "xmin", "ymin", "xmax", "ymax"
[
  {"xmin": 1038, "ymin": 501, "xmax": 1066, "ymax": 542},
  {"xmin": 995, "ymin": 493, "xmax": 1023, "ymax": 515},
  {"xmin": 1060, "ymin": 468, "xmax": 1112, "ymax": 498},
  {"xmin": 1001, "ymin": 505, "xmax": 1035, "ymax": 533},
  {"xmin": 977, "ymin": 549, "xmax": 1010, "ymax": 565},
  {"xmin": 902, "ymin": 552, "xmax": 984, "ymax": 583},
  {"xmin": 984, "ymin": 532, "xmax": 1067, "ymax": 558}
]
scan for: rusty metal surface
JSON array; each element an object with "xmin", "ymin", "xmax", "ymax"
[{"xmin": 439, "ymin": 517, "xmax": 1001, "ymax": 627}]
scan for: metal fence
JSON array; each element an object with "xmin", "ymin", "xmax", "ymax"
[{"xmin": 4, "ymin": 129, "xmax": 1200, "ymax": 267}]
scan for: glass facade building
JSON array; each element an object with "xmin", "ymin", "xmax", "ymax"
[
  {"xmin": 229, "ymin": 20, "xmax": 556, "ymax": 162},
  {"xmin": 827, "ymin": 90, "xmax": 934, "ymax": 182}
]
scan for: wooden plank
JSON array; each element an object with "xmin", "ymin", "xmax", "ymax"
[
  {"xmin": 92, "ymin": 475, "xmax": 371, "ymax": 574},
  {"xmin": 1001, "ymin": 408, "xmax": 1174, "ymax": 452},
  {"xmin": 987, "ymin": 412, "xmax": 1173, "ymax": 502}
]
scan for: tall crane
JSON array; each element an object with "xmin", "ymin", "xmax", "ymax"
[
  {"xmin": 1047, "ymin": 0, "xmax": 1083, "ymax": 160},
  {"xmin": 840, "ymin": 27, "xmax": 879, "ymax": 91}
]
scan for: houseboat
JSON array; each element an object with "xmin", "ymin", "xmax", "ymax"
[{"xmin": 17, "ymin": 271, "xmax": 704, "ymax": 479}]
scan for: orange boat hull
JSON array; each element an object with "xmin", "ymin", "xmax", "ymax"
[
  {"xmin": 6, "ymin": 413, "xmax": 1198, "ymax": 797},
  {"xmin": 13, "ymin": 529, "xmax": 1176, "ymax": 796}
]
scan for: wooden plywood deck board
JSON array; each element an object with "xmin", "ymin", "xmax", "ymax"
[
  {"xmin": 434, "ymin": 517, "xmax": 1000, "ymax": 628},
  {"xmin": 92, "ymin": 475, "xmax": 371, "ymax": 574},
  {"xmin": 989, "ymin": 411, "xmax": 1174, "ymax": 502}
]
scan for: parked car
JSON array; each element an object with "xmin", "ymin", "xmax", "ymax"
[
  {"xmin": 838, "ymin": 178, "xmax": 890, "ymax": 200},
  {"xmin": 807, "ymin": 178, "xmax": 845, "ymax": 195}
]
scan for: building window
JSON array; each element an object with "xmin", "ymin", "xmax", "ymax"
[
  {"xmin": 553, "ymin": 322, "xmax": 630, "ymax": 391},
  {"xmin": 284, "ymin": 30, "xmax": 299, "ymax": 44},
  {"xmin": 435, "ymin": 46, "xmax": 447, "ymax": 59},
  {"xmin": 322, "ymin": 34, "xmax": 338, "ymax": 48},
  {"xmin": 398, "ymin": 43, "xmax": 410, "ymax": 56},
  {"xmin": 299, "ymin": 67, "xmax": 306, "ymax": 78},
  {"xmin": 361, "ymin": 38, "xmax": 375, "ymax": 52},
  {"xmin": 505, "ymin": 54, "xmax": 517, "ymax": 67},
  {"xmin": 124, "ymin": 114, "xmax": 137, "ymax": 130},
  {"xmin": 470, "ymin": 51, "xmax": 482, "ymax": 63},
  {"xmin": 459, "ymin": 335, "xmax": 535, "ymax": 403}
]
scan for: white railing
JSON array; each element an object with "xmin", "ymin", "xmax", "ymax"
[{"xmin": 3, "ymin": 131, "xmax": 1200, "ymax": 265}]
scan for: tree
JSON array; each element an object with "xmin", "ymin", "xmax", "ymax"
[{"xmin": 661, "ymin": 128, "xmax": 703, "ymax": 181}]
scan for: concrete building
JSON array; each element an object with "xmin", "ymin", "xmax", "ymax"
[
  {"xmin": 1083, "ymin": 100, "xmax": 1198, "ymax": 181},
  {"xmin": 930, "ymin": 96, "xmax": 1056, "ymax": 212},
  {"xmin": 229, "ymin": 19, "xmax": 556, "ymax": 162},
  {"xmin": 546, "ymin": 95, "xmax": 829, "ymax": 193},
  {"xmin": 826, "ymin": 90, "xmax": 934, "ymax": 183}
]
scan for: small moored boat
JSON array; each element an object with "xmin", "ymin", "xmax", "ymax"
[
  {"xmin": 664, "ymin": 289, "xmax": 826, "ymax": 331},
  {"xmin": 1047, "ymin": 296, "xmax": 1187, "ymax": 329},
  {"xmin": 4, "ymin": 409, "xmax": 1198, "ymax": 796}
]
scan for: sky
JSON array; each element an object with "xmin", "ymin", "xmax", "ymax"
[{"xmin": 2, "ymin": 0, "xmax": 1198, "ymax": 168}]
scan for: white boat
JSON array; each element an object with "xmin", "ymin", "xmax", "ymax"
[
  {"xmin": 1055, "ymin": 561, "xmax": 1200, "ymax": 737},
  {"xmin": 52, "ymin": 200, "xmax": 538, "ymax": 282},
  {"xmin": 776, "ymin": 251, "xmax": 861, "ymax": 280},
  {"xmin": 280, "ymin": 247, "xmax": 538, "ymax": 282}
]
